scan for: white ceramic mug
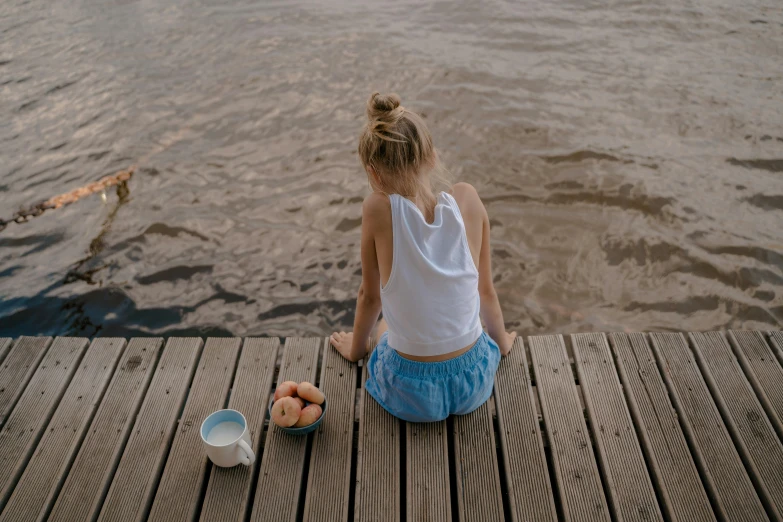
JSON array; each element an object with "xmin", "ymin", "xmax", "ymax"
[{"xmin": 200, "ymin": 409, "xmax": 255, "ymax": 467}]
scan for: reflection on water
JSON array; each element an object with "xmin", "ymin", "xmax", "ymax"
[{"xmin": 0, "ymin": 0, "xmax": 781, "ymax": 337}]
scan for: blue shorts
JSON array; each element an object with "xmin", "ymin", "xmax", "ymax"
[{"xmin": 365, "ymin": 331, "xmax": 501, "ymax": 423}]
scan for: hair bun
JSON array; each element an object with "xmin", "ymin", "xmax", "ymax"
[{"xmin": 367, "ymin": 92, "xmax": 403, "ymax": 122}]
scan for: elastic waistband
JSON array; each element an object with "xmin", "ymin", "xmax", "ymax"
[{"xmin": 378, "ymin": 331, "xmax": 491, "ymax": 377}]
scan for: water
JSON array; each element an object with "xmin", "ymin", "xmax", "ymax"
[
  {"xmin": 0, "ymin": 0, "xmax": 781, "ymax": 338},
  {"xmin": 207, "ymin": 421, "xmax": 243, "ymax": 446}
]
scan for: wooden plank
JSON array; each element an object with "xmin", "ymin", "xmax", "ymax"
[
  {"xmin": 49, "ymin": 338, "xmax": 163, "ymax": 522},
  {"xmin": 572, "ymin": 333, "xmax": 663, "ymax": 522},
  {"xmin": 529, "ymin": 334, "xmax": 611, "ymax": 522},
  {"xmin": 148, "ymin": 338, "xmax": 241, "ymax": 522},
  {"xmin": 0, "ymin": 338, "xmax": 127, "ymax": 522},
  {"xmin": 494, "ymin": 336, "xmax": 557, "ymax": 522},
  {"xmin": 0, "ymin": 339, "xmax": 11, "ymax": 365},
  {"xmin": 453, "ymin": 401, "xmax": 504, "ymax": 522},
  {"xmin": 354, "ymin": 360, "xmax": 400, "ymax": 522},
  {"xmin": 406, "ymin": 420, "xmax": 451, "ymax": 522},
  {"xmin": 728, "ymin": 331, "xmax": 783, "ymax": 441},
  {"xmin": 0, "ymin": 337, "xmax": 88, "ymax": 512},
  {"xmin": 0, "ymin": 337, "xmax": 52, "ymax": 429},
  {"xmin": 199, "ymin": 338, "xmax": 280, "ymax": 522},
  {"xmin": 250, "ymin": 338, "xmax": 321, "ymax": 522},
  {"xmin": 689, "ymin": 332, "xmax": 783, "ymax": 519},
  {"xmin": 649, "ymin": 333, "xmax": 768, "ymax": 522},
  {"xmin": 303, "ymin": 339, "xmax": 359, "ymax": 521},
  {"xmin": 770, "ymin": 332, "xmax": 783, "ymax": 366},
  {"xmin": 608, "ymin": 333, "xmax": 715, "ymax": 522},
  {"xmin": 97, "ymin": 338, "xmax": 203, "ymax": 522}
]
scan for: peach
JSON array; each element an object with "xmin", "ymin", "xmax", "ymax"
[
  {"xmin": 271, "ymin": 396, "xmax": 302, "ymax": 428},
  {"xmin": 294, "ymin": 404, "xmax": 323, "ymax": 427},
  {"xmin": 274, "ymin": 381, "xmax": 298, "ymax": 401},
  {"xmin": 293, "ymin": 397, "xmax": 305, "ymax": 408},
  {"xmin": 297, "ymin": 381, "xmax": 324, "ymax": 405}
]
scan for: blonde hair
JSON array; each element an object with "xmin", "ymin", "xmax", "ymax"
[{"xmin": 358, "ymin": 92, "xmax": 450, "ymax": 219}]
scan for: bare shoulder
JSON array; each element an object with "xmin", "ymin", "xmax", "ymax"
[
  {"xmin": 363, "ymin": 192, "xmax": 390, "ymax": 214},
  {"xmin": 450, "ymin": 182, "xmax": 486, "ymax": 221},
  {"xmin": 362, "ymin": 192, "xmax": 391, "ymax": 229}
]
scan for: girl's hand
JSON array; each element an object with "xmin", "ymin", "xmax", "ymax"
[
  {"xmin": 499, "ymin": 331, "xmax": 517, "ymax": 356},
  {"xmin": 330, "ymin": 331, "xmax": 355, "ymax": 361}
]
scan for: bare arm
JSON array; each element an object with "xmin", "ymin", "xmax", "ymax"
[
  {"xmin": 330, "ymin": 196, "xmax": 384, "ymax": 362},
  {"xmin": 454, "ymin": 183, "xmax": 516, "ymax": 355},
  {"xmin": 477, "ymin": 208, "xmax": 515, "ymax": 354}
]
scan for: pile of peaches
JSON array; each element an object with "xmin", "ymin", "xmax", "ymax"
[{"xmin": 270, "ymin": 381, "xmax": 325, "ymax": 428}]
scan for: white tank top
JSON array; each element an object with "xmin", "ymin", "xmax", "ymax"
[{"xmin": 381, "ymin": 192, "xmax": 483, "ymax": 356}]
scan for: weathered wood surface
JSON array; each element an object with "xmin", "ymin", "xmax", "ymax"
[
  {"xmin": 0, "ymin": 337, "xmax": 51, "ymax": 429},
  {"xmin": 728, "ymin": 330, "xmax": 783, "ymax": 442},
  {"xmin": 354, "ymin": 360, "xmax": 400, "ymax": 522},
  {"xmin": 770, "ymin": 332, "xmax": 783, "ymax": 365},
  {"xmin": 148, "ymin": 338, "xmax": 241, "ymax": 522},
  {"xmin": 199, "ymin": 338, "xmax": 280, "ymax": 522},
  {"xmin": 494, "ymin": 337, "xmax": 557, "ymax": 522},
  {"xmin": 303, "ymin": 339, "xmax": 358, "ymax": 522},
  {"xmin": 49, "ymin": 338, "xmax": 163, "ymax": 522},
  {"xmin": 650, "ymin": 332, "xmax": 768, "ymax": 522},
  {"xmin": 608, "ymin": 333, "xmax": 715, "ymax": 522},
  {"xmin": 530, "ymin": 334, "xmax": 611, "ymax": 522},
  {"xmin": 690, "ymin": 332, "xmax": 783, "ymax": 519},
  {"xmin": 98, "ymin": 338, "xmax": 203, "ymax": 522},
  {"xmin": 0, "ymin": 339, "xmax": 11, "ymax": 366},
  {"xmin": 0, "ymin": 337, "xmax": 88, "ymax": 512},
  {"xmin": 0, "ymin": 338, "xmax": 126, "ymax": 522},
  {"xmin": 453, "ymin": 401, "xmax": 504, "ymax": 522},
  {"xmin": 573, "ymin": 333, "xmax": 662, "ymax": 522},
  {"xmin": 0, "ymin": 331, "xmax": 780, "ymax": 522},
  {"xmin": 407, "ymin": 420, "xmax": 451, "ymax": 522},
  {"xmin": 250, "ymin": 338, "xmax": 320, "ymax": 522}
]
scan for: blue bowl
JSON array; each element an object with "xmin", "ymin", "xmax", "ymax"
[{"xmin": 268, "ymin": 397, "xmax": 327, "ymax": 435}]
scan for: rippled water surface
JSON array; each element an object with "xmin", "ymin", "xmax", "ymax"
[{"xmin": 1, "ymin": 0, "xmax": 781, "ymax": 337}]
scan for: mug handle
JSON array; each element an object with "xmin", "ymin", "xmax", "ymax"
[{"xmin": 237, "ymin": 439, "xmax": 255, "ymax": 466}]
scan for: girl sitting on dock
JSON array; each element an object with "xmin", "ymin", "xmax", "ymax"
[{"xmin": 330, "ymin": 92, "xmax": 516, "ymax": 423}]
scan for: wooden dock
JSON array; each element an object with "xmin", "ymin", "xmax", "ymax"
[{"xmin": 0, "ymin": 331, "xmax": 781, "ymax": 521}]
